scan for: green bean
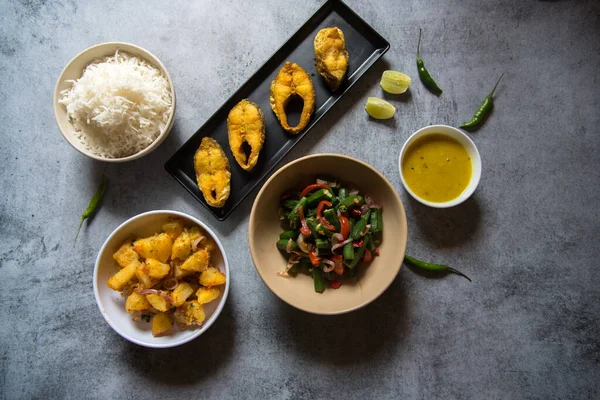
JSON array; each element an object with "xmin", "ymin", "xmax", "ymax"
[
  {"xmin": 74, "ymin": 176, "xmax": 107, "ymax": 245},
  {"xmin": 315, "ymin": 222, "xmax": 333, "ymax": 238},
  {"xmin": 312, "ymin": 268, "xmax": 326, "ymax": 293},
  {"xmin": 306, "ymin": 217, "xmax": 321, "ymax": 239},
  {"xmin": 338, "ymin": 188, "xmax": 349, "ymax": 201},
  {"xmin": 279, "ymin": 229, "xmax": 300, "ymax": 240},
  {"xmin": 460, "ymin": 73, "xmax": 504, "ymax": 129},
  {"xmin": 365, "ymin": 235, "xmax": 376, "ymax": 252},
  {"xmin": 336, "ymin": 194, "xmax": 363, "ymax": 212},
  {"xmin": 351, "ymin": 217, "xmax": 368, "ymax": 240},
  {"xmin": 404, "ymin": 255, "xmax": 471, "ymax": 281},
  {"xmin": 283, "ymin": 199, "xmax": 299, "ymax": 210},
  {"xmin": 369, "ymin": 208, "xmax": 383, "ymax": 233},
  {"xmin": 343, "ymin": 241, "xmax": 355, "ymax": 261},
  {"xmin": 416, "ymin": 29, "xmax": 443, "ymax": 95},
  {"xmin": 347, "ymin": 245, "xmax": 365, "ymax": 269},
  {"xmin": 288, "ymin": 197, "xmax": 307, "ymax": 229},
  {"xmin": 276, "ymin": 239, "xmax": 298, "ymax": 252},
  {"xmin": 315, "ymin": 238, "xmax": 330, "ymax": 250},
  {"xmin": 323, "ymin": 208, "xmax": 340, "ymax": 231},
  {"xmin": 306, "ymin": 188, "xmax": 334, "ymax": 207}
]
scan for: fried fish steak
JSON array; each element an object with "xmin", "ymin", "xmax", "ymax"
[
  {"xmin": 227, "ymin": 99, "xmax": 265, "ymax": 171},
  {"xmin": 314, "ymin": 27, "xmax": 349, "ymax": 91},
  {"xmin": 194, "ymin": 137, "xmax": 231, "ymax": 208},
  {"xmin": 269, "ymin": 62, "xmax": 315, "ymax": 134}
]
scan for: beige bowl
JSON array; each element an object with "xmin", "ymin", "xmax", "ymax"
[
  {"xmin": 249, "ymin": 154, "xmax": 408, "ymax": 315},
  {"xmin": 54, "ymin": 42, "xmax": 176, "ymax": 162}
]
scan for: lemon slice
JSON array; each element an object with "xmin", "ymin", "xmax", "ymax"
[
  {"xmin": 365, "ymin": 97, "xmax": 395, "ymax": 119},
  {"xmin": 380, "ymin": 70, "xmax": 411, "ymax": 94}
]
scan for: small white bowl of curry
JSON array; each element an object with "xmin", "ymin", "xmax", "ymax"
[{"xmin": 399, "ymin": 125, "xmax": 481, "ymax": 208}]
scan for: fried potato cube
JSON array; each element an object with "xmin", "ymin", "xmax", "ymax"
[
  {"xmin": 196, "ymin": 287, "xmax": 220, "ymax": 305},
  {"xmin": 171, "ymin": 282, "xmax": 194, "ymax": 307},
  {"xmin": 151, "ymin": 312, "xmax": 173, "ymax": 336},
  {"xmin": 125, "ymin": 292, "xmax": 151, "ymax": 313},
  {"xmin": 172, "ymin": 262, "xmax": 194, "ymax": 280},
  {"xmin": 135, "ymin": 262, "xmax": 155, "ymax": 289},
  {"xmin": 171, "ymin": 231, "xmax": 192, "ymax": 261},
  {"xmin": 107, "ymin": 260, "xmax": 140, "ymax": 291},
  {"xmin": 133, "ymin": 233, "xmax": 173, "ymax": 263},
  {"xmin": 162, "ymin": 220, "xmax": 184, "ymax": 240},
  {"xmin": 145, "ymin": 258, "xmax": 170, "ymax": 280},
  {"xmin": 180, "ymin": 249, "xmax": 210, "ymax": 272},
  {"xmin": 146, "ymin": 293, "xmax": 171, "ymax": 312},
  {"xmin": 186, "ymin": 227, "xmax": 202, "ymax": 242},
  {"xmin": 199, "ymin": 266, "xmax": 226, "ymax": 287},
  {"xmin": 112, "ymin": 242, "xmax": 139, "ymax": 268},
  {"xmin": 175, "ymin": 301, "xmax": 205, "ymax": 326}
]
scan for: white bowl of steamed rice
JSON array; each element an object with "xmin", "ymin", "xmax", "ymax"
[{"xmin": 54, "ymin": 42, "xmax": 176, "ymax": 162}]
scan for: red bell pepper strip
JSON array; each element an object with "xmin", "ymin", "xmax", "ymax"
[
  {"xmin": 331, "ymin": 254, "xmax": 344, "ymax": 275},
  {"xmin": 330, "ymin": 281, "xmax": 342, "ymax": 289},
  {"xmin": 316, "ymin": 200, "xmax": 336, "ymax": 231},
  {"xmin": 299, "ymin": 183, "xmax": 330, "ymax": 199},
  {"xmin": 308, "ymin": 251, "xmax": 321, "ymax": 267},
  {"xmin": 362, "ymin": 249, "xmax": 372, "ymax": 263},
  {"xmin": 339, "ymin": 216, "xmax": 350, "ymax": 240},
  {"xmin": 298, "ymin": 206, "xmax": 310, "ymax": 236},
  {"xmin": 374, "ymin": 248, "xmax": 380, "ymax": 256}
]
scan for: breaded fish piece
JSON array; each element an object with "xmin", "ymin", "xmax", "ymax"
[
  {"xmin": 194, "ymin": 137, "xmax": 231, "ymax": 208},
  {"xmin": 314, "ymin": 27, "xmax": 349, "ymax": 91},
  {"xmin": 269, "ymin": 62, "xmax": 315, "ymax": 134},
  {"xmin": 227, "ymin": 99, "xmax": 265, "ymax": 171}
]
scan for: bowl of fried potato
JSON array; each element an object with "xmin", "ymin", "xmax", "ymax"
[{"xmin": 94, "ymin": 210, "xmax": 229, "ymax": 348}]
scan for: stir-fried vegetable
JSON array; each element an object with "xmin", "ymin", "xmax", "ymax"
[{"xmin": 276, "ymin": 177, "xmax": 383, "ymax": 292}]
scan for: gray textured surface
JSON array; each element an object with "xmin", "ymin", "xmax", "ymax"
[{"xmin": 1, "ymin": 0, "xmax": 599, "ymax": 399}]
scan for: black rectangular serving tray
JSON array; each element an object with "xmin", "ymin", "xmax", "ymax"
[{"xmin": 165, "ymin": 0, "xmax": 389, "ymax": 220}]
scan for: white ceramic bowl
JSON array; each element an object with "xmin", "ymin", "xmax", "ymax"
[
  {"xmin": 93, "ymin": 210, "xmax": 229, "ymax": 348},
  {"xmin": 399, "ymin": 125, "xmax": 482, "ymax": 208},
  {"xmin": 54, "ymin": 42, "xmax": 176, "ymax": 162}
]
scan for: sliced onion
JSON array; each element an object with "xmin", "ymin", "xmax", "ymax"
[
  {"xmin": 321, "ymin": 259, "xmax": 335, "ymax": 272},
  {"xmin": 332, "ymin": 238, "xmax": 353, "ymax": 252},
  {"xmin": 337, "ymin": 209, "xmax": 342, "ymax": 217},
  {"xmin": 163, "ymin": 278, "xmax": 178, "ymax": 291},
  {"xmin": 296, "ymin": 234, "xmax": 311, "ymax": 253},
  {"xmin": 349, "ymin": 189, "xmax": 359, "ymax": 195},
  {"xmin": 159, "ymin": 292, "xmax": 173, "ymax": 303},
  {"xmin": 278, "ymin": 255, "xmax": 300, "ymax": 277},
  {"xmin": 331, "ymin": 233, "xmax": 344, "ymax": 246},
  {"xmin": 366, "ymin": 196, "xmax": 382, "ymax": 209},
  {"xmin": 360, "ymin": 204, "xmax": 370, "ymax": 215},
  {"xmin": 360, "ymin": 224, "xmax": 372, "ymax": 237},
  {"xmin": 192, "ymin": 236, "xmax": 206, "ymax": 252},
  {"xmin": 135, "ymin": 289, "xmax": 158, "ymax": 295},
  {"xmin": 286, "ymin": 238, "xmax": 295, "ymax": 253}
]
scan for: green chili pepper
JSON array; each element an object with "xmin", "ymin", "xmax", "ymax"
[
  {"xmin": 417, "ymin": 29, "xmax": 443, "ymax": 95},
  {"xmin": 74, "ymin": 176, "xmax": 107, "ymax": 245},
  {"xmin": 460, "ymin": 73, "xmax": 504, "ymax": 129},
  {"xmin": 404, "ymin": 255, "xmax": 471, "ymax": 281}
]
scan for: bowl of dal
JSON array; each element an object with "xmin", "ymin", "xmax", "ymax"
[{"xmin": 399, "ymin": 125, "xmax": 481, "ymax": 208}]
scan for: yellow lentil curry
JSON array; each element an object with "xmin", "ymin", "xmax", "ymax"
[{"xmin": 402, "ymin": 134, "xmax": 472, "ymax": 202}]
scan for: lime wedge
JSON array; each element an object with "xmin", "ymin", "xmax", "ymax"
[
  {"xmin": 380, "ymin": 70, "xmax": 411, "ymax": 94},
  {"xmin": 365, "ymin": 97, "xmax": 395, "ymax": 119}
]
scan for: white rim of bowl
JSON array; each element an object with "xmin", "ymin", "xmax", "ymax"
[
  {"xmin": 398, "ymin": 125, "xmax": 482, "ymax": 208},
  {"xmin": 93, "ymin": 210, "xmax": 229, "ymax": 348},
  {"xmin": 248, "ymin": 153, "xmax": 408, "ymax": 315},
  {"xmin": 53, "ymin": 42, "xmax": 177, "ymax": 163}
]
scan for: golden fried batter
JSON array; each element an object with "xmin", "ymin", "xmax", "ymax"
[
  {"xmin": 194, "ymin": 137, "xmax": 231, "ymax": 208},
  {"xmin": 227, "ymin": 99, "xmax": 265, "ymax": 171},
  {"xmin": 269, "ymin": 62, "xmax": 315, "ymax": 134},
  {"xmin": 314, "ymin": 27, "xmax": 349, "ymax": 91}
]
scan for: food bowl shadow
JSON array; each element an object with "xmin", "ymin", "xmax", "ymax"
[
  {"xmin": 406, "ymin": 194, "xmax": 482, "ymax": 248},
  {"xmin": 121, "ymin": 296, "xmax": 236, "ymax": 384},
  {"xmin": 87, "ymin": 120, "xmax": 185, "ymax": 221},
  {"xmin": 276, "ymin": 276, "xmax": 410, "ymax": 366}
]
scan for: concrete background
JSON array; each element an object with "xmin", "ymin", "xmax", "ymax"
[{"xmin": 1, "ymin": 0, "xmax": 599, "ymax": 399}]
